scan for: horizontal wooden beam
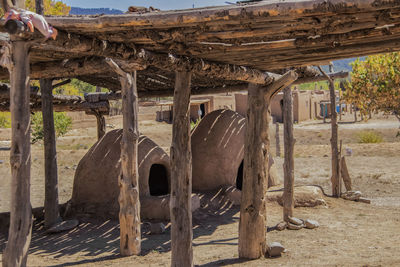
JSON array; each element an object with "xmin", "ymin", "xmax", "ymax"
[
  {"xmin": 0, "ymin": 100, "xmax": 109, "ymax": 113},
  {"xmin": 293, "ymin": 71, "xmax": 348, "ymax": 85}
]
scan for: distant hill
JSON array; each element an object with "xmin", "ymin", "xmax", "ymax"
[
  {"xmin": 332, "ymin": 57, "xmax": 366, "ymax": 72},
  {"xmin": 70, "ymin": 7, "xmax": 124, "ymax": 15}
]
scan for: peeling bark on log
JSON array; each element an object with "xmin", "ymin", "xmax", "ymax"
[
  {"xmin": 282, "ymin": 86, "xmax": 295, "ymax": 222},
  {"xmin": 2, "ymin": 40, "xmax": 33, "ymax": 267},
  {"xmin": 239, "ymin": 71, "xmax": 297, "ymax": 259},
  {"xmin": 40, "ymin": 78, "xmax": 61, "ymax": 229},
  {"xmin": 106, "ymin": 58, "xmax": 141, "ymax": 256},
  {"xmin": 170, "ymin": 71, "xmax": 193, "ymax": 267}
]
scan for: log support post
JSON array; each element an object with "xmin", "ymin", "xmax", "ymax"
[
  {"xmin": 282, "ymin": 86, "xmax": 295, "ymax": 222},
  {"xmin": 275, "ymin": 122, "xmax": 280, "ymax": 157},
  {"xmin": 105, "ymin": 58, "xmax": 141, "ymax": 256},
  {"xmin": 3, "ymin": 39, "xmax": 33, "ymax": 267},
  {"xmin": 239, "ymin": 71, "xmax": 297, "ymax": 259},
  {"xmin": 319, "ymin": 67, "xmax": 340, "ymax": 197},
  {"xmin": 94, "ymin": 112, "xmax": 106, "ymax": 140},
  {"xmin": 40, "ymin": 78, "xmax": 61, "ymax": 229},
  {"xmin": 170, "ymin": 71, "xmax": 193, "ymax": 267}
]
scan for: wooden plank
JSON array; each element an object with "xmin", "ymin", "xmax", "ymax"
[
  {"xmin": 95, "ymin": 112, "xmax": 106, "ymax": 140},
  {"xmin": 40, "ymin": 78, "xmax": 61, "ymax": 229},
  {"xmin": 106, "ymin": 59, "xmax": 141, "ymax": 256},
  {"xmin": 170, "ymin": 71, "xmax": 193, "ymax": 267},
  {"xmin": 2, "ymin": 40, "xmax": 33, "ymax": 267},
  {"xmin": 341, "ymin": 156, "xmax": 352, "ymax": 191},
  {"xmin": 282, "ymin": 86, "xmax": 295, "ymax": 222}
]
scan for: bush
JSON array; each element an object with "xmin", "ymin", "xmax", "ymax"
[
  {"xmin": 356, "ymin": 130, "xmax": 383, "ymax": 143},
  {"xmin": 0, "ymin": 112, "xmax": 11, "ymax": 128},
  {"xmin": 31, "ymin": 112, "xmax": 72, "ymax": 143}
]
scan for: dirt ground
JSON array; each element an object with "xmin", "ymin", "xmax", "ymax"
[{"xmin": 0, "ymin": 109, "xmax": 400, "ymax": 266}]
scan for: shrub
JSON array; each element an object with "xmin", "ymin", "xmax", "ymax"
[
  {"xmin": 190, "ymin": 119, "xmax": 201, "ymax": 131},
  {"xmin": 31, "ymin": 112, "xmax": 72, "ymax": 143},
  {"xmin": 356, "ymin": 130, "xmax": 383, "ymax": 143},
  {"xmin": 0, "ymin": 112, "xmax": 11, "ymax": 128}
]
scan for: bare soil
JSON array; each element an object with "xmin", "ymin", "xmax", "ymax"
[{"xmin": 0, "ymin": 111, "xmax": 399, "ymax": 266}]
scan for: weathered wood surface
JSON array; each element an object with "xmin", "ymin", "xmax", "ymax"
[
  {"xmin": 341, "ymin": 156, "xmax": 352, "ymax": 191},
  {"xmin": 239, "ymin": 83, "xmax": 269, "ymax": 259},
  {"xmin": 239, "ymin": 71, "xmax": 297, "ymax": 259},
  {"xmin": 282, "ymin": 86, "xmax": 295, "ymax": 222},
  {"xmin": 40, "ymin": 79, "xmax": 61, "ymax": 229},
  {"xmin": 106, "ymin": 58, "xmax": 141, "ymax": 256},
  {"xmin": 95, "ymin": 112, "xmax": 106, "ymax": 140},
  {"xmin": 275, "ymin": 122, "xmax": 280, "ymax": 157},
  {"xmin": 319, "ymin": 66, "xmax": 341, "ymax": 197},
  {"xmin": 170, "ymin": 71, "xmax": 193, "ymax": 267},
  {"xmin": 2, "ymin": 40, "xmax": 33, "ymax": 267}
]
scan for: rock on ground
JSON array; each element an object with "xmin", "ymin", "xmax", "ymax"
[
  {"xmin": 305, "ymin": 219, "xmax": 320, "ymax": 229},
  {"xmin": 267, "ymin": 242, "xmax": 285, "ymax": 257},
  {"xmin": 266, "ymin": 185, "xmax": 326, "ymax": 207}
]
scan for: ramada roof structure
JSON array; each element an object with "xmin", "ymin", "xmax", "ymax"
[{"xmin": 0, "ymin": 0, "xmax": 399, "ymax": 96}]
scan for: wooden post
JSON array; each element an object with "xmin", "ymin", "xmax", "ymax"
[
  {"xmin": 239, "ymin": 71, "xmax": 297, "ymax": 259},
  {"xmin": 35, "ymin": 0, "xmax": 44, "ymax": 15},
  {"xmin": 40, "ymin": 79, "xmax": 61, "ymax": 228},
  {"xmin": 319, "ymin": 67, "xmax": 340, "ymax": 197},
  {"xmin": 105, "ymin": 58, "xmax": 141, "ymax": 256},
  {"xmin": 282, "ymin": 86, "xmax": 295, "ymax": 222},
  {"xmin": 170, "ymin": 71, "xmax": 193, "ymax": 267},
  {"xmin": 275, "ymin": 122, "xmax": 280, "ymax": 157},
  {"xmin": 94, "ymin": 112, "xmax": 106, "ymax": 140},
  {"xmin": 2, "ymin": 40, "xmax": 33, "ymax": 267}
]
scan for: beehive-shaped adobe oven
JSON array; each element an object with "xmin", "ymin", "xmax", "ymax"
[
  {"xmin": 191, "ymin": 109, "xmax": 279, "ymax": 192},
  {"xmin": 71, "ymin": 129, "xmax": 171, "ymax": 219}
]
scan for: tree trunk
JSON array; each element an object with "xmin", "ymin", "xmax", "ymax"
[
  {"xmin": 2, "ymin": 40, "xmax": 33, "ymax": 267},
  {"xmin": 275, "ymin": 122, "xmax": 280, "ymax": 157},
  {"xmin": 95, "ymin": 113, "xmax": 106, "ymax": 140},
  {"xmin": 40, "ymin": 78, "xmax": 61, "ymax": 229},
  {"xmin": 239, "ymin": 83, "xmax": 269, "ymax": 259},
  {"xmin": 329, "ymin": 79, "xmax": 341, "ymax": 197},
  {"xmin": 119, "ymin": 70, "xmax": 141, "ymax": 256},
  {"xmin": 170, "ymin": 71, "xmax": 193, "ymax": 267},
  {"xmin": 282, "ymin": 86, "xmax": 295, "ymax": 222},
  {"xmin": 35, "ymin": 0, "xmax": 44, "ymax": 15}
]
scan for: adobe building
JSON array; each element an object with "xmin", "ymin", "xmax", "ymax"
[
  {"xmin": 71, "ymin": 129, "xmax": 173, "ymax": 220},
  {"xmin": 191, "ymin": 109, "xmax": 279, "ymax": 192}
]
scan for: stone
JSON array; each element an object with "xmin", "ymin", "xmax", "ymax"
[
  {"xmin": 287, "ymin": 223, "xmax": 304, "ymax": 230},
  {"xmin": 46, "ymin": 219, "xmax": 79, "ymax": 234},
  {"xmin": 267, "ymin": 242, "xmax": 285, "ymax": 257},
  {"xmin": 0, "ymin": 160, "xmax": 3, "ymax": 164},
  {"xmin": 275, "ymin": 221, "xmax": 287, "ymax": 231},
  {"xmin": 305, "ymin": 219, "xmax": 320, "ymax": 229},
  {"xmin": 288, "ymin": 217, "xmax": 303, "ymax": 225},
  {"xmin": 267, "ymin": 185, "xmax": 326, "ymax": 208},
  {"xmin": 150, "ymin": 222, "xmax": 165, "ymax": 235}
]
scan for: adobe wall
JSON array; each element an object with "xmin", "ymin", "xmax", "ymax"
[{"xmin": 71, "ymin": 129, "xmax": 171, "ymax": 219}]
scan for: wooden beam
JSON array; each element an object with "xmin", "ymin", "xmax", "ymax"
[
  {"xmin": 2, "ymin": 38, "xmax": 33, "ymax": 267},
  {"xmin": 239, "ymin": 71, "xmax": 297, "ymax": 259},
  {"xmin": 105, "ymin": 58, "xmax": 141, "ymax": 256},
  {"xmin": 282, "ymin": 86, "xmax": 295, "ymax": 222},
  {"xmin": 293, "ymin": 71, "xmax": 349, "ymax": 85},
  {"xmin": 40, "ymin": 78, "xmax": 61, "ymax": 229},
  {"xmin": 170, "ymin": 71, "xmax": 193, "ymax": 267},
  {"xmin": 318, "ymin": 66, "xmax": 340, "ymax": 197}
]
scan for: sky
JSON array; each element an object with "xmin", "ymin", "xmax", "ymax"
[{"xmin": 63, "ymin": 0, "xmax": 229, "ymax": 11}]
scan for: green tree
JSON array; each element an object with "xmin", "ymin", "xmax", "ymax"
[
  {"xmin": 344, "ymin": 53, "xmax": 400, "ymax": 134},
  {"xmin": 25, "ymin": 0, "xmax": 70, "ymax": 15},
  {"xmin": 31, "ymin": 112, "xmax": 72, "ymax": 143}
]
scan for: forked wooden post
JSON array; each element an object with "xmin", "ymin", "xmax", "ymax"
[
  {"xmin": 170, "ymin": 71, "xmax": 193, "ymax": 267},
  {"xmin": 40, "ymin": 79, "xmax": 61, "ymax": 228},
  {"xmin": 319, "ymin": 66, "xmax": 340, "ymax": 197},
  {"xmin": 105, "ymin": 58, "xmax": 141, "ymax": 256},
  {"xmin": 239, "ymin": 71, "xmax": 297, "ymax": 259},
  {"xmin": 282, "ymin": 86, "xmax": 295, "ymax": 222},
  {"xmin": 2, "ymin": 40, "xmax": 33, "ymax": 267}
]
